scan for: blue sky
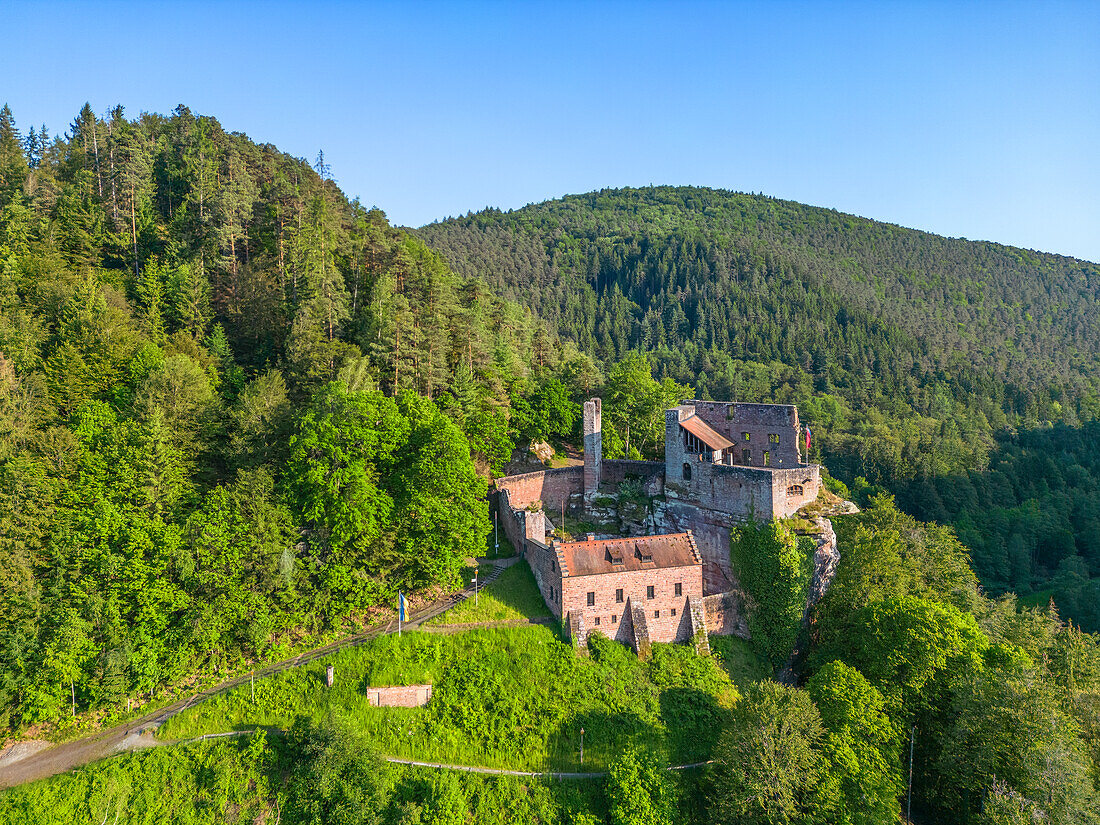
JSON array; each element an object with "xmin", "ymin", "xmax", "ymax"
[{"xmin": 2, "ymin": 1, "xmax": 1098, "ymax": 261}]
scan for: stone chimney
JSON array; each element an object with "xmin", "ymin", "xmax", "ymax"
[{"xmin": 583, "ymin": 398, "xmax": 602, "ymax": 504}]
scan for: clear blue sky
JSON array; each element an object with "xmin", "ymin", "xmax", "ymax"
[{"xmin": 2, "ymin": 1, "xmax": 1098, "ymax": 261}]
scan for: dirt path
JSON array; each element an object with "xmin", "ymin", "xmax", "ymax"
[{"xmin": 0, "ymin": 559, "xmax": 514, "ymax": 790}]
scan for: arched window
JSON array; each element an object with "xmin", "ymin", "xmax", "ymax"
[
  {"xmin": 682, "ymin": 462, "xmax": 692, "ymax": 481},
  {"xmin": 787, "ymin": 484, "xmax": 804, "ymax": 497}
]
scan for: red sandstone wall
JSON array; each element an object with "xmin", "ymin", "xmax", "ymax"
[
  {"xmin": 495, "ymin": 467, "xmax": 583, "ymax": 512},
  {"xmin": 561, "ymin": 564, "xmax": 702, "ymax": 644},
  {"xmin": 769, "ymin": 466, "xmax": 821, "ymax": 518},
  {"xmin": 366, "ymin": 684, "xmax": 433, "ymax": 707}
]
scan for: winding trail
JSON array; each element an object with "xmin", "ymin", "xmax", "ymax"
[{"xmin": 0, "ymin": 558, "xmax": 516, "ymax": 790}]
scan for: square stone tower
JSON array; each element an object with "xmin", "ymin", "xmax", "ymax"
[{"xmin": 583, "ymin": 398, "xmax": 602, "ymax": 503}]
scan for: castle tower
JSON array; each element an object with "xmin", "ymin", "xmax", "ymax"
[{"xmin": 583, "ymin": 398, "xmax": 602, "ymax": 503}]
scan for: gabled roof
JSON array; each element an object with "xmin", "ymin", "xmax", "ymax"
[
  {"xmin": 680, "ymin": 415, "xmax": 734, "ymax": 451},
  {"xmin": 558, "ymin": 533, "xmax": 701, "ymax": 577}
]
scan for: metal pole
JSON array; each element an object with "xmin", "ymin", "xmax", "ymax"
[
  {"xmin": 251, "ymin": 671, "xmax": 254, "ymax": 703},
  {"xmin": 580, "ymin": 727, "xmax": 585, "ymax": 765},
  {"xmin": 494, "ymin": 510, "xmax": 498, "ymax": 556},
  {"xmin": 907, "ymin": 725, "xmax": 915, "ymax": 824}
]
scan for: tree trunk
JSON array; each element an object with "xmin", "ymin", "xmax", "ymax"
[{"xmin": 130, "ymin": 181, "xmax": 139, "ymax": 278}]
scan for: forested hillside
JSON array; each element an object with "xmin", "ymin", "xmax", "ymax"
[
  {"xmin": 417, "ymin": 187, "xmax": 1100, "ymax": 623},
  {"xmin": 0, "ymin": 102, "xmax": 593, "ymax": 734}
]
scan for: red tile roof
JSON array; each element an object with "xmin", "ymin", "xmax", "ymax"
[
  {"xmin": 557, "ymin": 532, "xmax": 700, "ymax": 577},
  {"xmin": 680, "ymin": 415, "xmax": 734, "ymax": 450}
]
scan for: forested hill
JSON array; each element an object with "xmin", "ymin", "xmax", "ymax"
[
  {"xmin": 418, "ymin": 186, "xmax": 1100, "ymax": 450},
  {"xmin": 0, "ymin": 102, "xmax": 577, "ymax": 732},
  {"xmin": 417, "ymin": 187, "xmax": 1100, "ymax": 621}
]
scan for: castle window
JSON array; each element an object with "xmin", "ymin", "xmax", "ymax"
[
  {"xmin": 594, "ymin": 616, "xmax": 600, "ymax": 626},
  {"xmin": 671, "ymin": 608, "xmax": 677, "ymax": 616},
  {"xmin": 787, "ymin": 484, "xmax": 804, "ymax": 497},
  {"xmin": 769, "ymin": 433, "xmax": 780, "ymax": 444},
  {"xmin": 612, "ymin": 615, "xmax": 618, "ymax": 623},
  {"xmin": 742, "ymin": 432, "xmax": 750, "ymax": 441},
  {"xmin": 587, "ymin": 592, "xmax": 595, "ymax": 606},
  {"xmin": 616, "ymin": 589, "xmax": 624, "ymax": 603},
  {"xmin": 742, "ymin": 448, "xmax": 751, "ymax": 463},
  {"xmin": 647, "ymin": 585, "xmax": 655, "ymax": 599},
  {"xmin": 682, "ymin": 462, "xmax": 692, "ymax": 481},
  {"xmin": 675, "ymin": 582, "xmax": 682, "ymax": 596},
  {"xmin": 654, "ymin": 610, "xmax": 660, "ymax": 618},
  {"xmin": 763, "ymin": 451, "xmax": 770, "ymax": 466}
]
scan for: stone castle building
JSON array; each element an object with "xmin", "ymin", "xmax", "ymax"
[{"xmin": 495, "ymin": 398, "xmax": 822, "ymax": 652}]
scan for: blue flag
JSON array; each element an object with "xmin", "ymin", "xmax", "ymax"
[{"xmin": 399, "ymin": 592, "xmax": 407, "ymax": 622}]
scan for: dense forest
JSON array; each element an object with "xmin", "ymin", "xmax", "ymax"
[
  {"xmin": 0, "ymin": 102, "xmax": 617, "ymax": 734},
  {"xmin": 1, "ymin": 104, "xmax": 1099, "ymax": 824},
  {"xmin": 416, "ymin": 187, "xmax": 1100, "ymax": 624}
]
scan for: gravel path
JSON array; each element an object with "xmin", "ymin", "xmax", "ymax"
[{"xmin": 0, "ymin": 560, "xmax": 513, "ymax": 790}]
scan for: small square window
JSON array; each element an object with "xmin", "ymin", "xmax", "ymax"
[
  {"xmin": 769, "ymin": 433, "xmax": 780, "ymax": 444},
  {"xmin": 587, "ymin": 591, "xmax": 595, "ymax": 607},
  {"xmin": 594, "ymin": 616, "xmax": 600, "ymax": 625},
  {"xmin": 675, "ymin": 582, "xmax": 682, "ymax": 596},
  {"xmin": 671, "ymin": 608, "xmax": 677, "ymax": 616},
  {"xmin": 654, "ymin": 610, "xmax": 660, "ymax": 618},
  {"xmin": 742, "ymin": 432, "xmax": 751, "ymax": 441},
  {"xmin": 615, "ymin": 589, "xmax": 624, "ymax": 603},
  {"xmin": 647, "ymin": 585, "xmax": 655, "ymax": 599},
  {"xmin": 612, "ymin": 615, "xmax": 618, "ymax": 623}
]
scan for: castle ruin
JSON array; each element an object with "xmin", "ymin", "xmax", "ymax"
[{"xmin": 495, "ymin": 398, "xmax": 823, "ymax": 653}]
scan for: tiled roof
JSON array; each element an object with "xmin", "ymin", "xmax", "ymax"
[
  {"xmin": 680, "ymin": 415, "xmax": 735, "ymax": 450},
  {"xmin": 557, "ymin": 532, "xmax": 700, "ymax": 577}
]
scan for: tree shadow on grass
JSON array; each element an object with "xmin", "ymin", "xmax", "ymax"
[
  {"xmin": 479, "ymin": 559, "xmax": 554, "ymax": 621},
  {"xmin": 658, "ymin": 686, "xmax": 733, "ymax": 764},
  {"xmin": 546, "ymin": 709, "xmax": 665, "ymax": 772}
]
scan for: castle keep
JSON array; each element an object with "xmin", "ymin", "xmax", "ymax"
[{"xmin": 495, "ymin": 398, "xmax": 822, "ymax": 652}]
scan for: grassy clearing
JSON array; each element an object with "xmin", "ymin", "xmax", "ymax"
[
  {"xmin": 427, "ymin": 559, "xmax": 551, "ymax": 625},
  {"xmin": 158, "ymin": 626, "xmax": 738, "ymax": 772},
  {"xmin": 0, "ymin": 732, "xmax": 627, "ymax": 825}
]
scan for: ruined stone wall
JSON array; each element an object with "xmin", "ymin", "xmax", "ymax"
[
  {"xmin": 495, "ymin": 466, "xmax": 583, "ymax": 512},
  {"xmin": 601, "ymin": 460, "xmax": 665, "ymax": 495},
  {"xmin": 702, "ymin": 589, "xmax": 751, "ymax": 638},
  {"xmin": 560, "ymin": 563, "xmax": 702, "ymax": 644},
  {"xmin": 664, "ymin": 461, "xmax": 776, "ymax": 520},
  {"xmin": 583, "ymin": 398, "xmax": 602, "ymax": 502},
  {"xmin": 498, "ymin": 488, "xmax": 563, "ymax": 618},
  {"xmin": 688, "ymin": 400, "xmax": 802, "ymax": 467},
  {"xmin": 366, "ymin": 684, "xmax": 433, "ymax": 707},
  {"xmin": 768, "ymin": 465, "xmax": 822, "ymax": 518}
]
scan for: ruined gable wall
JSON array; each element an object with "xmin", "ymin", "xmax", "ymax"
[{"xmin": 561, "ymin": 563, "xmax": 703, "ymax": 644}]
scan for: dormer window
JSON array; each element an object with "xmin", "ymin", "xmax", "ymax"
[
  {"xmin": 636, "ymin": 543, "xmax": 653, "ymax": 564},
  {"xmin": 607, "ymin": 545, "xmax": 625, "ymax": 568}
]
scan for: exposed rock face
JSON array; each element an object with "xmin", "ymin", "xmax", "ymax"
[
  {"xmin": 807, "ymin": 516, "xmax": 840, "ymax": 607},
  {"xmin": 529, "ymin": 440, "xmax": 555, "ymax": 464}
]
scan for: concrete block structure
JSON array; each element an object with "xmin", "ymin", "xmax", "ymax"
[{"xmin": 494, "ymin": 396, "xmax": 822, "ymax": 651}]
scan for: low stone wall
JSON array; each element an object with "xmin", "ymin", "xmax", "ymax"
[
  {"xmin": 366, "ymin": 684, "xmax": 433, "ymax": 708},
  {"xmin": 702, "ymin": 589, "xmax": 751, "ymax": 638}
]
